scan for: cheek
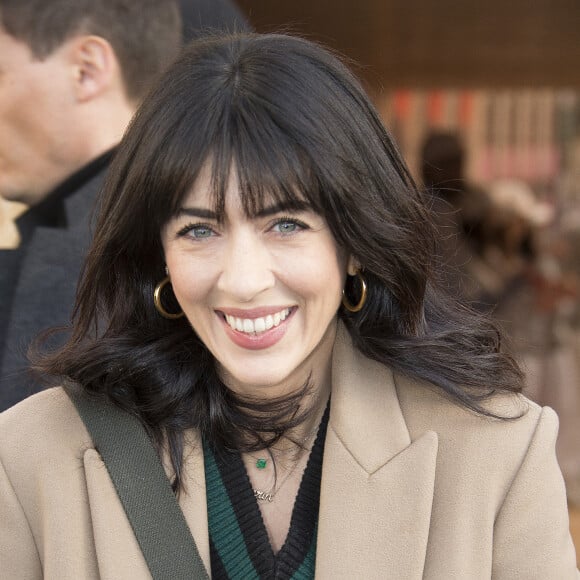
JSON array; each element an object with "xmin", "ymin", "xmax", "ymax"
[
  {"xmin": 167, "ymin": 264, "xmax": 197, "ymax": 304},
  {"xmin": 164, "ymin": 253, "xmax": 217, "ymax": 311},
  {"xmin": 164, "ymin": 250, "xmax": 190, "ymax": 298},
  {"xmin": 278, "ymin": 244, "xmax": 346, "ymax": 302}
]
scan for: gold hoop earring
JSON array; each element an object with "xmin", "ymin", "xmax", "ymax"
[
  {"xmin": 153, "ymin": 277, "xmax": 184, "ymax": 319},
  {"xmin": 342, "ymin": 271, "xmax": 367, "ymax": 313}
]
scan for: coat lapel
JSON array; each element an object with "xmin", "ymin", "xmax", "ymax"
[{"xmin": 315, "ymin": 325, "xmax": 438, "ymax": 578}]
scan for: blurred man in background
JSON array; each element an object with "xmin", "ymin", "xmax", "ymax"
[{"xmin": 0, "ymin": 0, "xmax": 249, "ymax": 411}]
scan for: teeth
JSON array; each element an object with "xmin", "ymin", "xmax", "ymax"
[{"xmin": 224, "ymin": 308, "xmax": 291, "ymax": 335}]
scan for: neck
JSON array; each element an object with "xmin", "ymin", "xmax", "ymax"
[
  {"xmin": 275, "ymin": 379, "xmax": 330, "ymax": 454},
  {"xmin": 79, "ymin": 100, "xmax": 135, "ymax": 162}
]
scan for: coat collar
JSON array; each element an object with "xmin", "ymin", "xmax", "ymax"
[
  {"xmin": 16, "ymin": 148, "xmax": 114, "ymax": 238},
  {"xmin": 327, "ymin": 323, "xmax": 414, "ymax": 473},
  {"xmin": 315, "ymin": 323, "xmax": 438, "ymax": 578}
]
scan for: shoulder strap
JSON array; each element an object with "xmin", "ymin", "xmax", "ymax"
[{"xmin": 67, "ymin": 389, "xmax": 210, "ymax": 580}]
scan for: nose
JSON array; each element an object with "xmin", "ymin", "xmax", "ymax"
[{"xmin": 216, "ymin": 229, "xmax": 276, "ymax": 302}]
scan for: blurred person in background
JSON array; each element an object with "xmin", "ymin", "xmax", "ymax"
[
  {"xmin": 0, "ymin": 0, "xmax": 249, "ymax": 412},
  {"xmin": 420, "ymin": 131, "xmax": 500, "ymax": 309},
  {"xmin": 421, "ymin": 132, "xmax": 550, "ymax": 314}
]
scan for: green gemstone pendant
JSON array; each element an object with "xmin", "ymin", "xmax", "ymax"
[{"xmin": 256, "ymin": 458, "xmax": 267, "ymax": 470}]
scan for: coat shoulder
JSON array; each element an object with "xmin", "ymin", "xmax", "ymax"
[
  {"xmin": 0, "ymin": 387, "xmax": 91, "ymax": 472},
  {"xmin": 393, "ymin": 372, "xmax": 555, "ymax": 489},
  {"xmin": 395, "ymin": 371, "xmax": 544, "ymax": 440}
]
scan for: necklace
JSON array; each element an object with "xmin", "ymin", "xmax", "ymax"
[
  {"xmin": 251, "ymin": 429, "xmax": 319, "ymax": 502},
  {"xmin": 251, "ymin": 423, "xmax": 320, "ymax": 473},
  {"xmin": 250, "ymin": 398, "xmax": 330, "ymax": 502},
  {"xmin": 253, "ymin": 455, "xmax": 303, "ymax": 502}
]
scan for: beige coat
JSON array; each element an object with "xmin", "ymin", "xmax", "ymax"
[{"xmin": 1, "ymin": 326, "xmax": 578, "ymax": 579}]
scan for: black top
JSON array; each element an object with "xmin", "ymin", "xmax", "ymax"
[{"xmin": 16, "ymin": 149, "xmax": 114, "ymax": 237}]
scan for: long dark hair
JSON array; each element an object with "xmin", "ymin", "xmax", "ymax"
[{"xmin": 37, "ymin": 33, "xmax": 523, "ymax": 490}]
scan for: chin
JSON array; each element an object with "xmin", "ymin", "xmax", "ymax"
[{"xmin": 222, "ymin": 366, "xmax": 303, "ymax": 397}]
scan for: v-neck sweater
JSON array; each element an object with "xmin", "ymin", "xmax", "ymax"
[{"xmin": 203, "ymin": 404, "xmax": 329, "ymax": 579}]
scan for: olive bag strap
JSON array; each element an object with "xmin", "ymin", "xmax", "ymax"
[{"xmin": 67, "ymin": 389, "xmax": 210, "ymax": 580}]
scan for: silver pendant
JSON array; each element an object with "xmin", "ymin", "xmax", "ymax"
[{"xmin": 253, "ymin": 489, "xmax": 274, "ymax": 502}]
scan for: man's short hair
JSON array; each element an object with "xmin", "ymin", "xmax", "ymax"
[{"xmin": 0, "ymin": 0, "xmax": 181, "ymax": 100}]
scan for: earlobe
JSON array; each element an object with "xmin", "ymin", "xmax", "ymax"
[
  {"xmin": 70, "ymin": 35, "xmax": 116, "ymax": 102},
  {"xmin": 346, "ymin": 256, "xmax": 360, "ymax": 276}
]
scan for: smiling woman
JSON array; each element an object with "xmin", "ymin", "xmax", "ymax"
[
  {"xmin": 162, "ymin": 161, "xmax": 350, "ymax": 400},
  {"xmin": 0, "ymin": 33, "xmax": 578, "ymax": 579}
]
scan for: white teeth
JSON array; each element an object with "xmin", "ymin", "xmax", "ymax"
[{"xmin": 224, "ymin": 308, "xmax": 291, "ymax": 335}]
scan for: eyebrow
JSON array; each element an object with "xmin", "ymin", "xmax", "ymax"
[
  {"xmin": 254, "ymin": 200, "xmax": 312, "ymax": 217},
  {"xmin": 177, "ymin": 200, "xmax": 312, "ymax": 220},
  {"xmin": 176, "ymin": 207, "xmax": 218, "ymax": 219}
]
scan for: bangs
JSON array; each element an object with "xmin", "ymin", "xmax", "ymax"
[{"xmin": 168, "ymin": 93, "xmax": 325, "ymax": 222}]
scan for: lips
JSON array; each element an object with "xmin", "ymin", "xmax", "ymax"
[{"xmin": 217, "ymin": 306, "xmax": 296, "ymax": 350}]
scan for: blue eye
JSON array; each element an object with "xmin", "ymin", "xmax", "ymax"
[
  {"xmin": 177, "ymin": 223, "xmax": 215, "ymax": 239},
  {"xmin": 190, "ymin": 225, "xmax": 213, "ymax": 238},
  {"xmin": 275, "ymin": 221, "xmax": 298, "ymax": 233},
  {"xmin": 272, "ymin": 217, "xmax": 308, "ymax": 235}
]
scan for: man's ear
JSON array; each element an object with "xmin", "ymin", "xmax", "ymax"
[
  {"xmin": 69, "ymin": 35, "xmax": 119, "ymax": 102},
  {"xmin": 346, "ymin": 256, "xmax": 360, "ymax": 276}
]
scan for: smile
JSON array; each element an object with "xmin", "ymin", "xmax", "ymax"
[{"xmin": 223, "ymin": 308, "xmax": 292, "ymax": 335}]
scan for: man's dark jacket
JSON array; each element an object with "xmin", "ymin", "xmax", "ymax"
[{"xmin": 0, "ymin": 154, "xmax": 111, "ymax": 411}]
